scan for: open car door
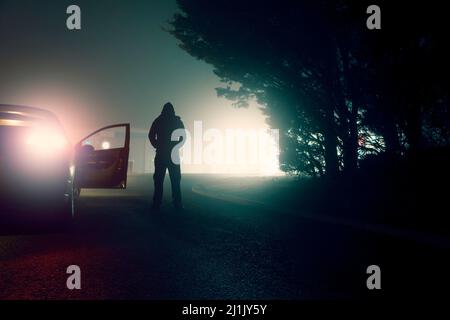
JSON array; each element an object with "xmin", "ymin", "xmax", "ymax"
[{"xmin": 74, "ymin": 124, "xmax": 130, "ymax": 189}]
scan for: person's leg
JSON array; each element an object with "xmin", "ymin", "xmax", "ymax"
[
  {"xmin": 168, "ymin": 162, "xmax": 182, "ymax": 208},
  {"xmin": 153, "ymin": 155, "xmax": 167, "ymax": 209}
]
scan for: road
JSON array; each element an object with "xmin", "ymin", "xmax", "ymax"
[{"xmin": 0, "ymin": 174, "xmax": 449, "ymax": 299}]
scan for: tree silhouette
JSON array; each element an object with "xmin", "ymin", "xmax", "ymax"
[{"xmin": 169, "ymin": 0, "xmax": 449, "ymax": 176}]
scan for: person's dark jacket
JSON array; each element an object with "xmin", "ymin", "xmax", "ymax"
[{"xmin": 148, "ymin": 104, "xmax": 185, "ymax": 155}]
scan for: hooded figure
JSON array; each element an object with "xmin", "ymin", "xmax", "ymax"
[{"xmin": 148, "ymin": 102, "xmax": 185, "ymax": 210}]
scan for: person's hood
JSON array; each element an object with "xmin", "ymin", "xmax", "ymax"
[{"xmin": 161, "ymin": 102, "xmax": 175, "ymax": 117}]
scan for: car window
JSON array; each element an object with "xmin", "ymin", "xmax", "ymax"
[{"xmin": 82, "ymin": 126, "xmax": 126, "ymax": 151}]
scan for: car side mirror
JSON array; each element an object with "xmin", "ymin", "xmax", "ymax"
[
  {"xmin": 75, "ymin": 144, "xmax": 95, "ymax": 163},
  {"xmin": 80, "ymin": 144, "xmax": 95, "ymax": 153}
]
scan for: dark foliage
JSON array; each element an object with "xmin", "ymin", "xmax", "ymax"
[{"xmin": 169, "ymin": 0, "xmax": 449, "ymax": 176}]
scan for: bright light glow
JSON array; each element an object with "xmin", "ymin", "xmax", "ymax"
[
  {"xmin": 174, "ymin": 122, "xmax": 283, "ymax": 176},
  {"xmin": 102, "ymin": 141, "xmax": 111, "ymax": 150},
  {"xmin": 25, "ymin": 127, "xmax": 68, "ymax": 157},
  {"xmin": 0, "ymin": 119, "xmax": 27, "ymax": 126},
  {"xmin": 258, "ymin": 131, "xmax": 282, "ymax": 176},
  {"xmin": 69, "ymin": 165, "xmax": 75, "ymax": 177}
]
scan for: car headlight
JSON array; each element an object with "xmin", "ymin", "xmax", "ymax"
[{"xmin": 25, "ymin": 128, "xmax": 68, "ymax": 158}]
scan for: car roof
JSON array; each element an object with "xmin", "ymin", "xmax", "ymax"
[{"xmin": 0, "ymin": 104, "xmax": 61, "ymax": 126}]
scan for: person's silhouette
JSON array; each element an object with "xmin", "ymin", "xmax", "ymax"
[{"xmin": 148, "ymin": 102, "xmax": 185, "ymax": 210}]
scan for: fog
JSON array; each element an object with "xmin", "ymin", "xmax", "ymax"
[{"xmin": 0, "ymin": 0, "xmax": 279, "ymax": 175}]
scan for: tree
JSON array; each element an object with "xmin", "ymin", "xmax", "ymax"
[
  {"xmin": 169, "ymin": 0, "xmax": 449, "ymax": 176},
  {"xmin": 362, "ymin": 1, "xmax": 450, "ymax": 156}
]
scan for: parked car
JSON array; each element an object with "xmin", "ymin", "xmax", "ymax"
[{"xmin": 0, "ymin": 104, "xmax": 130, "ymax": 224}]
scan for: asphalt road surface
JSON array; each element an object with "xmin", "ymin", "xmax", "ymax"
[{"xmin": 0, "ymin": 175, "xmax": 449, "ymax": 299}]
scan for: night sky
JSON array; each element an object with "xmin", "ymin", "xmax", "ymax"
[{"xmin": 0, "ymin": 0, "xmax": 268, "ymax": 147}]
